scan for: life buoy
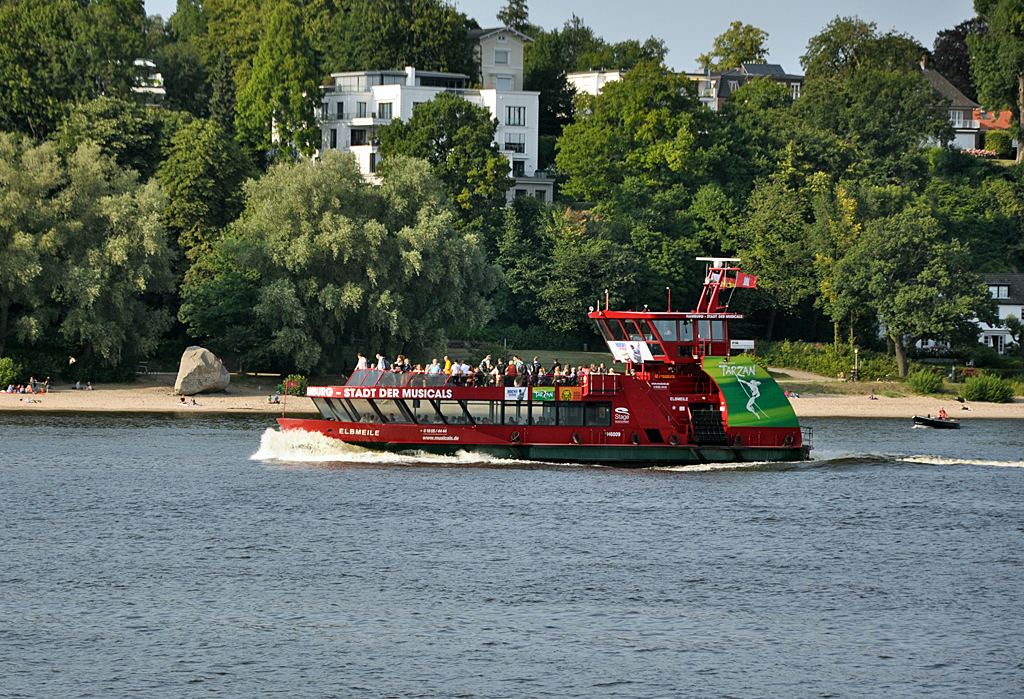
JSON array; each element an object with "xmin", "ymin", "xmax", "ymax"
[
  {"xmin": 783, "ymin": 433, "xmax": 794, "ymax": 446},
  {"xmin": 669, "ymin": 434, "xmax": 680, "ymax": 446},
  {"xmin": 510, "ymin": 431, "xmax": 521, "ymax": 444},
  {"xmin": 631, "ymin": 432, "xmax": 640, "ymax": 445},
  {"xmin": 733, "ymin": 434, "xmax": 744, "ymax": 447},
  {"xmin": 572, "ymin": 432, "xmax": 582, "ymax": 445}
]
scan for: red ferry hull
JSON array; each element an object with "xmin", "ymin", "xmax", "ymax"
[{"xmin": 276, "ymin": 416, "xmax": 809, "ymax": 467}]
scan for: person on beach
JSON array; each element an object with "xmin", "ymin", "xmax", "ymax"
[
  {"xmin": 86, "ymin": 382, "xmax": 93, "ymax": 390},
  {"xmin": 179, "ymin": 396, "xmax": 187, "ymax": 405}
]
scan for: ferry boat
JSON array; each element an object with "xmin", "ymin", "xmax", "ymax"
[{"xmin": 278, "ymin": 258, "xmax": 811, "ymax": 466}]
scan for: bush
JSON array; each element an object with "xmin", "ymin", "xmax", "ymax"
[
  {"xmin": 756, "ymin": 340, "xmax": 897, "ymax": 381},
  {"xmin": 0, "ymin": 356, "xmax": 23, "ymax": 386},
  {"xmin": 282, "ymin": 373, "xmax": 307, "ymax": 397},
  {"xmin": 1011, "ymin": 379, "xmax": 1024, "ymax": 397},
  {"xmin": 908, "ymin": 370, "xmax": 944, "ymax": 395},
  {"xmin": 985, "ymin": 129, "xmax": 1012, "ymax": 158},
  {"xmin": 960, "ymin": 374, "xmax": 1014, "ymax": 403}
]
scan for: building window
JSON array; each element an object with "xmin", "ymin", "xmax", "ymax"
[
  {"xmin": 496, "ymin": 76, "xmax": 513, "ymax": 91},
  {"xmin": 534, "ymin": 189, "xmax": 546, "ymax": 201},
  {"xmin": 357, "ymin": 102, "xmax": 367, "ymax": 118},
  {"xmin": 495, "ymin": 49, "xmax": 509, "ymax": 65},
  {"xmin": 515, "ymin": 189, "xmax": 528, "ymax": 198},
  {"xmin": 506, "ymin": 106, "xmax": 526, "ymax": 126},
  {"xmin": 378, "ymin": 102, "xmax": 392, "ymax": 120},
  {"xmin": 369, "ymin": 152, "xmax": 377, "ymax": 173},
  {"xmin": 336, "ymin": 102, "xmax": 344, "ymax": 119},
  {"xmin": 412, "ymin": 102, "xmax": 423, "ymax": 111},
  {"xmin": 512, "ymin": 160, "xmax": 525, "ymax": 177},
  {"xmin": 728, "ymin": 80, "xmax": 739, "ymax": 92},
  {"xmin": 950, "ymin": 110, "xmax": 964, "ymax": 128},
  {"xmin": 989, "ymin": 285, "xmax": 1010, "ymax": 299},
  {"xmin": 330, "ymin": 128, "xmax": 337, "ymax": 149},
  {"xmin": 504, "ymin": 133, "xmax": 526, "ymax": 152},
  {"xmin": 790, "ymin": 82, "xmax": 801, "ymax": 99},
  {"xmin": 351, "ymin": 129, "xmax": 367, "ymax": 146}
]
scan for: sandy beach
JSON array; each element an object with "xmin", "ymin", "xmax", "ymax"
[
  {"xmin": 3, "ymin": 370, "xmax": 1022, "ymax": 420},
  {"xmin": 0, "ymin": 373, "xmax": 317, "ymax": 415}
]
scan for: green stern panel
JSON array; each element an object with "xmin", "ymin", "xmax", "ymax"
[{"xmin": 702, "ymin": 356, "xmax": 798, "ymax": 428}]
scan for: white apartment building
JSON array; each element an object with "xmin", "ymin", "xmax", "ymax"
[
  {"xmin": 318, "ymin": 40, "xmax": 553, "ymax": 203},
  {"xmin": 566, "ymin": 69, "xmax": 626, "ymax": 97}
]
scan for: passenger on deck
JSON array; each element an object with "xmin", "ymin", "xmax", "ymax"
[
  {"xmin": 504, "ymin": 360, "xmax": 518, "ymax": 386},
  {"xmin": 479, "ymin": 355, "xmax": 493, "ymax": 373},
  {"xmin": 489, "ymin": 365, "xmax": 501, "ymax": 385},
  {"xmin": 355, "ymin": 353, "xmax": 367, "ymax": 370},
  {"xmin": 443, "ymin": 356, "xmax": 452, "ymax": 374},
  {"xmin": 428, "ymin": 359, "xmax": 441, "ymax": 374},
  {"xmin": 599, "ymin": 363, "xmax": 607, "ymax": 374}
]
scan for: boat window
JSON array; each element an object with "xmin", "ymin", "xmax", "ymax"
[
  {"xmin": 638, "ymin": 320, "xmax": 658, "ymax": 342},
  {"xmin": 347, "ymin": 369, "xmax": 373, "ymax": 386},
  {"xmin": 711, "ymin": 320, "xmax": 724, "ymax": 340},
  {"xmin": 648, "ymin": 343, "xmax": 666, "ymax": 357},
  {"xmin": 375, "ymin": 399, "xmax": 412, "ymax": 423},
  {"xmin": 531, "ymin": 402, "xmax": 557, "ymax": 425},
  {"xmin": 322, "ymin": 397, "xmax": 354, "ymax": 421},
  {"xmin": 503, "ymin": 400, "xmax": 528, "ymax": 425},
  {"xmin": 609, "ymin": 320, "xmax": 630, "ymax": 341},
  {"xmin": 376, "ymin": 372, "xmax": 406, "ymax": 387},
  {"xmin": 348, "ymin": 398, "xmax": 381, "ymax": 423},
  {"xmin": 356, "ymin": 370, "xmax": 381, "ymax": 387},
  {"xmin": 585, "ymin": 402, "xmax": 612, "ymax": 426},
  {"xmin": 464, "ymin": 400, "xmax": 501, "ymax": 424},
  {"xmin": 679, "ymin": 321, "xmax": 694, "ymax": 342},
  {"xmin": 652, "ymin": 320, "xmax": 677, "ymax": 342},
  {"xmin": 697, "ymin": 320, "xmax": 712, "ymax": 340},
  {"xmin": 311, "ymin": 397, "xmax": 336, "ymax": 420},
  {"xmin": 625, "ymin": 321, "xmax": 644, "ymax": 342},
  {"xmin": 558, "ymin": 402, "xmax": 584, "ymax": 426},
  {"xmin": 594, "ymin": 320, "xmax": 614, "ymax": 341}
]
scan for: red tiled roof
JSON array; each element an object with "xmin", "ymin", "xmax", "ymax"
[{"xmin": 975, "ymin": 109, "xmax": 1013, "ymax": 130}]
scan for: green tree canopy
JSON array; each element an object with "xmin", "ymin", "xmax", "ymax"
[
  {"xmin": 236, "ymin": 1, "xmax": 321, "ymax": 161},
  {"xmin": 556, "ymin": 62, "xmax": 704, "ymax": 204},
  {"xmin": 157, "ymin": 118, "xmax": 253, "ymax": 268},
  {"xmin": 52, "ymin": 97, "xmax": 164, "ymax": 181},
  {"xmin": 801, "ymin": 16, "xmax": 925, "ymax": 80},
  {"xmin": 181, "ymin": 152, "xmax": 499, "ymax": 372},
  {"xmin": 697, "ymin": 21, "xmax": 769, "ymax": 71},
  {"xmin": 933, "ymin": 17, "xmax": 986, "ymax": 102},
  {"xmin": 0, "ymin": 0, "xmax": 145, "ymax": 139},
  {"xmin": 378, "ymin": 93, "xmax": 513, "ymax": 227},
  {"xmin": 834, "ymin": 190, "xmax": 995, "ymax": 375},
  {"xmin": 497, "ymin": 0, "xmax": 530, "ymax": 32},
  {"xmin": 0, "ymin": 134, "xmax": 175, "ymax": 365},
  {"xmin": 969, "ymin": 0, "xmax": 1024, "ymax": 161}
]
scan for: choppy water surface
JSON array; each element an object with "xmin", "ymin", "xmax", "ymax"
[{"xmin": 1, "ymin": 412, "xmax": 1022, "ymax": 698}]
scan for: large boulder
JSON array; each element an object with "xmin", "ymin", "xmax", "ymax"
[{"xmin": 174, "ymin": 346, "xmax": 230, "ymax": 395}]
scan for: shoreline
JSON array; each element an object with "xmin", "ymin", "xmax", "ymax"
[{"xmin": 2, "ymin": 373, "xmax": 1023, "ymax": 420}]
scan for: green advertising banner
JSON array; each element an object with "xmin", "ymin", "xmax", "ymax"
[
  {"xmin": 702, "ymin": 356, "xmax": 798, "ymax": 428},
  {"xmin": 532, "ymin": 387, "xmax": 555, "ymax": 401}
]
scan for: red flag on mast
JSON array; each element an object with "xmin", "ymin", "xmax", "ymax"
[{"xmin": 736, "ymin": 272, "xmax": 758, "ymax": 289}]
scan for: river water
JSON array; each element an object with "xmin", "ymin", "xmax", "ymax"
[{"xmin": 1, "ymin": 411, "xmax": 1022, "ymax": 698}]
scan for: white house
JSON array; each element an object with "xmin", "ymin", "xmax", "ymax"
[
  {"xmin": 316, "ymin": 28, "xmax": 553, "ymax": 203},
  {"xmin": 132, "ymin": 59, "xmax": 165, "ymax": 106},
  {"xmin": 566, "ymin": 69, "xmax": 626, "ymax": 97},
  {"xmin": 980, "ymin": 274, "xmax": 1024, "ymax": 353}
]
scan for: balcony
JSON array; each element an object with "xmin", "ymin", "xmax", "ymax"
[{"xmin": 504, "ymin": 143, "xmax": 525, "ymax": 153}]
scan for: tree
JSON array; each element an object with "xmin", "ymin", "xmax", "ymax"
[
  {"xmin": 324, "ymin": 0, "xmax": 476, "ymax": 78},
  {"xmin": 208, "ymin": 51, "xmax": 237, "ymax": 133},
  {"xmin": 0, "ymin": 134, "xmax": 54, "ymax": 357},
  {"xmin": 0, "ymin": 0, "xmax": 144, "ymax": 139},
  {"xmin": 0, "ymin": 135, "xmax": 175, "ymax": 366},
  {"xmin": 697, "ymin": 21, "xmax": 769, "ymax": 71},
  {"xmin": 933, "ymin": 18, "xmax": 987, "ymax": 102},
  {"xmin": 52, "ymin": 97, "xmax": 163, "ymax": 181},
  {"xmin": 556, "ymin": 62, "xmax": 703, "ymax": 204},
  {"xmin": 835, "ymin": 194, "xmax": 995, "ymax": 376},
  {"xmin": 156, "ymin": 39, "xmax": 210, "ymax": 118},
  {"xmin": 524, "ymin": 30, "xmax": 577, "ymax": 140},
  {"xmin": 378, "ymin": 93, "xmax": 513, "ymax": 225},
  {"xmin": 801, "ymin": 16, "xmax": 925, "ymax": 80},
  {"xmin": 236, "ymin": 2, "xmax": 320, "ymax": 161},
  {"xmin": 969, "ymin": 0, "xmax": 1024, "ymax": 162},
  {"xmin": 497, "ymin": 0, "xmax": 529, "ymax": 32},
  {"xmin": 182, "ymin": 153, "xmax": 499, "ymax": 371},
  {"xmin": 733, "ymin": 174, "xmax": 816, "ymax": 341},
  {"xmin": 157, "ymin": 118, "xmax": 253, "ymax": 267}
]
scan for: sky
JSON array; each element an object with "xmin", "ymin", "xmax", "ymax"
[{"xmin": 144, "ymin": 0, "xmax": 976, "ymax": 75}]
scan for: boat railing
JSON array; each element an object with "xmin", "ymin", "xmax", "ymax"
[
  {"xmin": 801, "ymin": 426, "xmax": 813, "ymax": 450},
  {"xmin": 582, "ymin": 374, "xmax": 621, "ymax": 395}
]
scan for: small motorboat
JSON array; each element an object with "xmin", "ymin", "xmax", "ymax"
[{"xmin": 912, "ymin": 415, "xmax": 960, "ymax": 429}]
